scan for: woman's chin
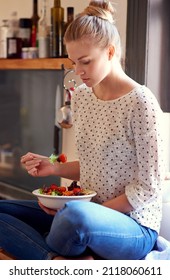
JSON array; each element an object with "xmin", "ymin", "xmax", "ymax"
[{"xmin": 82, "ymin": 79, "xmax": 94, "ymax": 87}]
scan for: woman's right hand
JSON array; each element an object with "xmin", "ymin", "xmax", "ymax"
[{"xmin": 20, "ymin": 152, "xmax": 59, "ymax": 177}]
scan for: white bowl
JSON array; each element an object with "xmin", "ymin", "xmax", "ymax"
[{"xmin": 32, "ymin": 189, "xmax": 97, "ymax": 210}]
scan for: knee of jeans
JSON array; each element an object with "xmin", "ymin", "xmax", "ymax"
[
  {"xmin": 46, "ymin": 201, "xmax": 92, "ymax": 252},
  {"xmin": 53, "ymin": 201, "xmax": 92, "ymax": 231},
  {"xmin": 63, "ymin": 201, "xmax": 92, "ymax": 221}
]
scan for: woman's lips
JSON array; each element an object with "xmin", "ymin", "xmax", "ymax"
[{"xmin": 82, "ymin": 78, "xmax": 89, "ymax": 83}]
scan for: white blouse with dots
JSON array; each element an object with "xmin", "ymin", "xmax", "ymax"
[{"xmin": 71, "ymin": 84, "xmax": 165, "ymax": 233}]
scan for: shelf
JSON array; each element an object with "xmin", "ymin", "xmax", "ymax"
[{"xmin": 0, "ymin": 58, "xmax": 73, "ymax": 70}]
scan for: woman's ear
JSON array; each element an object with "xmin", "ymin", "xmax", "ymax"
[{"xmin": 108, "ymin": 45, "xmax": 115, "ymax": 60}]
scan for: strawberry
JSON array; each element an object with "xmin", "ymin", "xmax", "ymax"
[
  {"xmin": 50, "ymin": 184, "xmax": 59, "ymax": 191},
  {"xmin": 57, "ymin": 186, "xmax": 67, "ymax": 192},
  {"xmin": 73, "ymin": 187, "xmax": 81, "ymax": 195},
  {"xmin": 57, "ymin": 153, "xmax": 67, "ymax": 163}
]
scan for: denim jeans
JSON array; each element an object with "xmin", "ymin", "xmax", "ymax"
[{"xmin": 0, "ymin": 200, "xmax": 158, "ymax": 260}]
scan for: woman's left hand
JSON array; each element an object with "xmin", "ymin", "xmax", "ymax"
[{"xmin": 38, "ymin": 201, "xmax": 58, "ymax": 216}]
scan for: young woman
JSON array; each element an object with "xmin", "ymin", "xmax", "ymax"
[{"xmin": 0, "ymin": 0, "xmax": 165, "ymax": 260}]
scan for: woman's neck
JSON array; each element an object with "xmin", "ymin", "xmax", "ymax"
[{"xmin": 93, "ymin": 63, "xmax": 140, "ymax": 101}]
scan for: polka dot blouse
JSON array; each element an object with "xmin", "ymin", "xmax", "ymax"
[{"xmin": 71, "ymin": 84, "xmax": 165, "ymax": 233}]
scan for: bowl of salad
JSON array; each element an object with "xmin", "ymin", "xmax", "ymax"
[{"xmin": 32, "ymin": 181, "xmax": 97, "ymax": 210}]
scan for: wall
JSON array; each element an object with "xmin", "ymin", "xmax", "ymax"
[{"xmin": 146, "ymin": 0, "xmax": 170, "ymax": 171}]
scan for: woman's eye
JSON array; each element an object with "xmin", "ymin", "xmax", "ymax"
[{"xmin": 82, "ymin": 61, "xmax": 90, "ymax": 65}]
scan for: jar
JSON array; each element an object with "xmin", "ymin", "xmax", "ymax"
[
  {"xmin": 22, "ymin": 47, "xmax": 29, "ymax": 59},
  {"xmin": 28, "ymin": 47, "xmax": 38, "ymax": 58}
]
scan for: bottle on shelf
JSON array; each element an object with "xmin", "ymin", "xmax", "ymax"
[
  {"xmin": 63, "ymin": 7, "xmax": 74, "ymax": 57},
  {"xmin": 66, "ymin": 7, "xmax": 74, "ymax": 28},
  {"xmin": 0, "ymin": 19, "xmax": 9, "ymax": 58},
  {"xmin": 7, "ymin": 11, "xmax": 22, "ymax": 59},
  {"xmin": 50, "ymin": 0, "xmax": 64, "ymax": 58},
  {"xmin": 38, "ymin": 0, "xmax": 49, "ymax": 58},
  {"xmin": 30, "ymin": 0, "xmax": 40, "ymax": 48},
  {"xmin": 19, "ymin": 18, "xmax": 32, "ymax": 48}
]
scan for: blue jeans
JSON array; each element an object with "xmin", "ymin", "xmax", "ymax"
[{"xmin": 0, "ymin": 200, "xmax": 158, "ymax": 260}]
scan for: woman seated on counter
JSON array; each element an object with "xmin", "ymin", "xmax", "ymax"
[{"xmin": 0, "ymin": 0, "xmax": 165, "ymax": 260}]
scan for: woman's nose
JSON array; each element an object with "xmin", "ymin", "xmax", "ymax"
[{"xmin": 74, "ymin": 65, "xmax": 84, "ymax": 76}]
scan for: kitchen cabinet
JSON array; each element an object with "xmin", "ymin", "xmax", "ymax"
[{"xmin": 0, "ymin": 57, "xmax": 73, "ymax": 199}]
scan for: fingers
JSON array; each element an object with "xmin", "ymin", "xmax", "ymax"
[
  {"xmin": 38, "ymin": 201, "xmax": 57, "ymax": 216},
  {"xmin": 28, "ymin": 167, "xmax": 39, "ymax": 176},
  {"xmin": 21, "ymin": 153, "xmax": 48, "ymax": 164},
  {"xmin": 20, "ymin": 153, "xmax": 51, "ymax": 177},
  {"xmin": 27, "ymin": 161, "xmax": 41, "ymax": 176},
  {"xmin": 21, "ymin": 152, "xmax": 41, "ymax": 169},
  {"xmin": 20, "ymin": 152, "xmax": 36, "ymax": 164},
  {"xmin": 21, "ymin": 155, "xmax": 42, "ymax": 176}
]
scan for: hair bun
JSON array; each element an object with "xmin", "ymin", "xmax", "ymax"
[{"xmin": 83, "ymin": 0, "xmax": 115, "ymax": 24}]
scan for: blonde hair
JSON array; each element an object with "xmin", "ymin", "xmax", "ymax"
[{"xmin": 64, "ymin": 0, "xmax": 122, "ymax": 60}]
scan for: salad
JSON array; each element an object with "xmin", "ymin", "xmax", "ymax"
[
  {"xmin": 38, "ymin": 181, "xmax": 94, "ymax": 197},
  {"xmin": 49, "ymin": 153, "xmax": 67, "ymax": 164}
]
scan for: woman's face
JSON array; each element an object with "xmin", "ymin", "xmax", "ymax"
[{"xmin": 66, "ymin": 39, "xmax": 112, "ymax": 88}]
